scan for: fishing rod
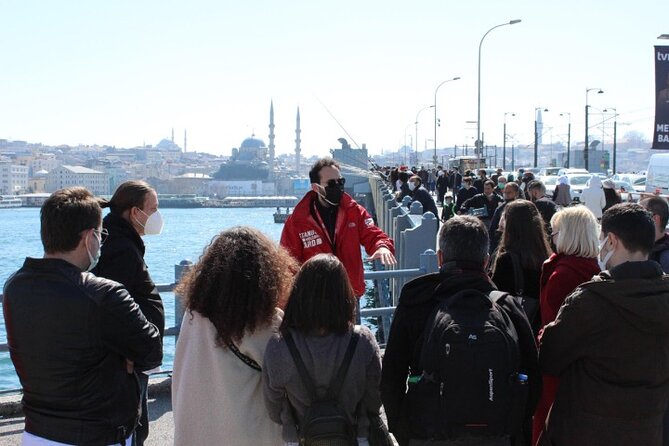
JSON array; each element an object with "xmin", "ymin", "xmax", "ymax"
[{"xmin": 314, "ymin": 95, "xmax": 361, "ymax": 150}]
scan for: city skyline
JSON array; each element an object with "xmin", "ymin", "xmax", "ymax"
[{"xmin": 0, "ymin": 0, "xmax": 666, "ymax": 158}]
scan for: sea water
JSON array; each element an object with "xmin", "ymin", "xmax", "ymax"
[{"xmin": 0, "ymin": 207, "xmax": 294, "ymax": 390}]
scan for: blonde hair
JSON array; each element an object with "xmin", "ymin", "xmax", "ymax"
[{"xmin": 550, "ymin": 206, "xmax": 600, "ymax": 258}]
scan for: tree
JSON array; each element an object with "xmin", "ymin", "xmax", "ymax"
[{"xmin": 623, "ymin": 130, "xmax": 649, "ymax": 147}]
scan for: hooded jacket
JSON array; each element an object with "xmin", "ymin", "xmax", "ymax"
[
  {"xmin": 578, "ymin": 175, "xmax": 606, "ymax": 219},
  {"xmin": 380, "ymin": 263, "xmax": 541, "ymax": 445},
  {"xmin": 539, "ymin": 260, "xmax": 669, "ymax": 446},
  {"xmin": 650, "ymin": 233, "xmax": 669, "ymax": 273},
  {"xmin": 280, "ymin": 191, "xmax": 394, "ymax": 297}
]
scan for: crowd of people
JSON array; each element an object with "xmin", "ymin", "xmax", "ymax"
[{"xmin": 3, "ymin": 157, "xmax": 669, "ymax": 446}]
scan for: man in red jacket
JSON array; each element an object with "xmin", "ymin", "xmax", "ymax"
[{"xmin": 281, "ymin": 158, "xmax": 396, "ymax": 298}]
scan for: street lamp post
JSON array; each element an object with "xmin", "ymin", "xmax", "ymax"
[
  {"xmin": 560, "ymin": 112, "xmax": 571, "ymax": 168},
  {"xmin": 604, "ymin": 108, "xmax": 618, "ymax": 174},
  {"xmin": 477, "ymin": 19, "xmax": 521, "ymax": 163},
  {"xmin": 434, "ymin": 77, "xmax": 461, "ymax": 167},
  {"xmin": 503, "ymin": 112, "xmax": 515, "ymax": 171},
  {"xmin": 415, "ymin": 105, "xmax": 435, "ymax": 166},
  {"xmin": 403, "ymin": 123, "xmax": 413, "ymax": 165},
  {"xmin": 585, "ymin": 87, "xmax": 604, "ymax": 171},
  {"xmin": 534, "ymin": 107, "xmax": 549, "ymax": 168}
]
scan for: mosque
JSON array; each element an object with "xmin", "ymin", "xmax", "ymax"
[{"xmin": 213, "ymin": 101, "xmax": 302, "ymax": 181}]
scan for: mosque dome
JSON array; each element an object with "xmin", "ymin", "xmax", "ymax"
[{"xmin": 240, "ymin": 136, "xmax": 267, "ymax": 150}]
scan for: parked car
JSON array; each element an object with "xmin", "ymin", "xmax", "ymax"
[
  {"xmin": 539, "ymin": 167, "xmax": 561, "ymax": 177},
  {"xmin": 612, "ymin": 173, "xmax": 646, "ymax": 194},
  {"xmin": 558, "ymin": 168, "xmax": 589, "ymax": 176},
  {"xmin": 565, "ymin": 174, "xmax": 592, "ymax": 201},
  {"xmin": 646, "ymin": 153, "xmax": 669, "ymax": 195}
]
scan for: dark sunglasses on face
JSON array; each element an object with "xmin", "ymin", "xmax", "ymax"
[{"xmin": 325, "ymin": 177, "xmax": 346, "ymax": 188}]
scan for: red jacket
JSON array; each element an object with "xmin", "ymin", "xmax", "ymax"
[
  {"xmin": 532, "ymin": 253, "xmax": 600, "ymax": 445},
  {"xmin": 280, "ymin": 191, "xmax": 395, "ymax": 297}
]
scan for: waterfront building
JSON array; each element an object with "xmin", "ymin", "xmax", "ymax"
[
  {"xmin": 0, "ymin": 162, "xmax": 29, "ymax": 195},
  {"xmin": 45, "ymin": 165, "xmax": 110, "ymax": 195}
]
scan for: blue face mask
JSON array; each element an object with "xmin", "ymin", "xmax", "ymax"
[{"xmin": 86, "ymin": 231, "xmax": 102, "ymax": 272}]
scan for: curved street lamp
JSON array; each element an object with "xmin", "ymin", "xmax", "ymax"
[
  {"xmin": 433, "ymin": 77, "xmax": 461, "ymax": 167},
  {"xmin": 477, "ymin": 19, "xmax": 521, "ymax": 163},
  {"xmin": 415, "ymin": 105, "xmax": 435, "ymax": 166},
  {"xmin": 585, "ymin": 87, "xmax": 604, "ymax": 170}
]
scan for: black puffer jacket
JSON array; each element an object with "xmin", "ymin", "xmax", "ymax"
[
  {"xmin": 3, "ymin": 258, "xmax": 162, "ymax": 445},
  {"xmin": 93, "ymin": 212, "xmax": 165, "ymax": 342},
  {"xmin": 380, "ymin": 262, "xmax": 541, "ymax": 445}
]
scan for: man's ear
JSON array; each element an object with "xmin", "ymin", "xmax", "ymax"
[
  {"xmin": 311, "ymin": 183, "xmax": 321, "ymax": 193},
  {"xmin": 437, "ymin": 249, "xmax": 443, "ymax": 267},
  {"xmin": 607, "ymin": 232, "xmax": 619, "ymax": 250},
  {"xmin": 653, "ymin": 214, "xmax": 662, "ymax": 229},
  {"xmin": 483, "ymin": 253, "xmax": 490, "ymax": 270}
]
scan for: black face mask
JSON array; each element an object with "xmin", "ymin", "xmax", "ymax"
[{"xmin": 323, "ymin": 184, "xmax": 344, "ymax": 205}]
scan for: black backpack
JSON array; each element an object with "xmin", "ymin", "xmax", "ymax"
[
  {"xmin": 284, "ymin": 328, "xmax": 360, "ymax": 446},
  {"xmin": 406, "ymin": 289, "xmax": 528, "ymax": 440}
]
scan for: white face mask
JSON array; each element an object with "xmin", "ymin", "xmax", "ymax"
[
  {"xmin": 598, "ymin": 235, "xmax": 614, "ymax": 271},
  {"xmin": 86, "ymin": 230, "xmax": 102, "ymax": 272},
  {"xmin": 136, "ymin": 209, "xmax": 164, "ymax": 235},
  {"xmin": 408, "ymin": 182, "xmax": 417, "ymax": 191}
]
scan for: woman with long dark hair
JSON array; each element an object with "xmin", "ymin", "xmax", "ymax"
[
  {"xmin": 172, "ymin": 226, "xmax": 298, "ymax": 446},
  {"xmin": 263, "ymin": 254, "xmax": 382, "ymax": 446},
  {"xmin": 491, "ymin": 199, "xmax": 552, "ymax": 333}
]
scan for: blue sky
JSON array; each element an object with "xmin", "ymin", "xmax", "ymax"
[{"xmin": 0, "ymin": 0, "xmax": 667, "ymax": 158}]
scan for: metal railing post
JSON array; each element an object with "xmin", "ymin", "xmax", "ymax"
[{"xmin": 174, "ymin": 260, "xmax": 193, "ymax": 333}]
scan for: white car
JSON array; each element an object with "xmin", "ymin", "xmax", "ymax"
[{"xmin": 564, "ymin": 174, "xmax": 592, "ymax": 201}]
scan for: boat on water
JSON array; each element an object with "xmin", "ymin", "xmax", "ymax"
[
  {"xmin": 273, "ymin": 207, "xmax": 292, "ymax": 223},
  {"xmin": 0, "ymin": 196, "xmax": 22, "ymax": 209},
  {"xmin": 157, "ymin": 194, "xmax": 209, "ymax": 208}
]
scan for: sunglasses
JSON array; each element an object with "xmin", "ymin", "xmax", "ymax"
[{"xmin": 325, "ymin": 178, "xmax": 346, "ymax": 188}]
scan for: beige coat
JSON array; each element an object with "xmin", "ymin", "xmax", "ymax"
[{"xmin": 172, "ymin": 308, "xmax": 283, "ymax": 446}]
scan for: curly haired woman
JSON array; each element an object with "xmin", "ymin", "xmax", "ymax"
[{"xmin": 172, "ymin": 226, "xmax": 298, "ymax": 445}]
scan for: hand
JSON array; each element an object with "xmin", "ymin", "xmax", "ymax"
[
  {"xmin": 126, "ymin": 360, "xmax": 135, "ymax": 374},
  {"xmin": 367, "ymin": 246, "xmax": 397, "ymax": 266}
]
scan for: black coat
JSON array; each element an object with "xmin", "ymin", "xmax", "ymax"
[
  {"xmin": 410, "ymin": 186, "xmax": 439, "ymax": 217},
  {"xmin": 3, "ymin": 258, "xmax": 162, "ymax": 445},
  {"xmin": 380, "ymin": 263, "xmax": 541, "ymax": 445},
  {"xmin": 93, "ymin": 213, "xmax": 165, "ymax": 343}
]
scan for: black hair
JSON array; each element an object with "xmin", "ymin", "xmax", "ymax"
[
  {"xmin": 309, "ymin": 158, "xmax": 340, "ymax": 184},
  {"xmin": 641, "ymin": 196, "xmax": 669, "ymax": 230},
  {"xmin": 601, "ymin": 203, "xmax": 655, "ymax": 254}
]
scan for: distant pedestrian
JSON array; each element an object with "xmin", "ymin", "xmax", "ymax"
[
  {"xmin": 408, "ymin": 175, "xmax": 439, "ymax": 217},
  {"xmin": 456, "ymin": 176, "xmax": 477, "ymax": 210},
  {"xmin": 552, "ymin": 176, "xmax": 571, "ymax": 207},
  {"xmin": 488, "ymin": 182, "xmax": 521, "ymax": 255},
  {"xmin": 528, "ymin": 180, "xmax": 558, "ymax": 233},
  {"xmin": 459, "ymin": 180, "xmax": 503, "ymax": 229},
  {"xmin": 602, "ymin": 179, "xmax": 622, "ymax": 212},
  {"xmin": 172, "ymin": 227, "xmax": 298, "ymax": 446},
  {"xmin": 579, "ymin": 175, "xmax": 606, "ymax": 219},
  {"xmin": 436, "ymin": 169, "xmax": 449, "ymax": 204}
]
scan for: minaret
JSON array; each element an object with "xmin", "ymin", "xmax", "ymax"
[
  {"xmin": 295, "ymin": 107, "xmax": 301, "ymax": 174},
  {"xmin": 184, "ymin": 129, "xmax": 187, "ymax": 153},
  {"xmin": 536, "ymin": 109, "xmax": 544, "ymax": 145},
  {"xmin": 268, "ymin": 100, "xmax": 276, "ymax": 179},
  {"xmin": 171, "ymin": 128, "xmax": 174, "ymax": 143}
]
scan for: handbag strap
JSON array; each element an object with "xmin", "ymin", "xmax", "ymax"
[
  {"xmin": 284, "ymin": 327, "xmax": 361, "ymax": 402},
  {"xmin": 507, "ymin": 251, "xmax": 525, "ymax": 295},
  {"xmin": 226, "ymin": 341, "xmax": 261, "ymax": 372}
]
